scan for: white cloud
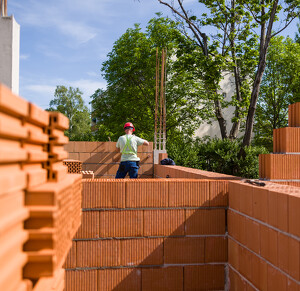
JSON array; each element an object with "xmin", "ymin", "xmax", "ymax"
[
  {"xmin": 24, "ymin": 84, "xmax": 56, "ymax": 95},
  {"xmin": 20, "ymin": 54, "xmax": 29, "ymax": 60}
]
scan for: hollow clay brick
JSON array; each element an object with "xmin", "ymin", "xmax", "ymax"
[
  {"xmin": 99, "ymin": 210, "xmax": 143, "ymax": 238},
  {"xmin": 205, "ymin": 236, "xmax": 227, "ymax": 262},
  {"xmin": 246, "ymin": 219, "xmax": 260, "ymax": 254},
  {"xmin": 140, "ymin": 164, "xmax": 154, "ymax": 175},
  {"xmin": 228, "ymin": 267, "xmax": 247, "ymax": 291},
  {"xmin": 169, "ymin": 180, "xmax": 210, "ymax": 207},
  {"xmin": 0, "ymin": 191, "xmax": 24, "ymax": 220},
  {"xmin": 209, "ymin": 180, "xmax": 228, "ymax": 206},
  {"xmin": 120, "ymin": 238, "xmax": 163, "ymax": 266},
  {"xmin": 0, "ymin": 165, "xmax": 27, "ymax": 196},
  {"xmin": 49, "ymin": 112, "xmax": 69, "ymax": 130},
  {"xmin": 289, "ymin": 102, "xmax": 300, "ymax": 127},
  {"xmin": 288, "ymin": 237, "xmax": 300, "ymax": 281},
  {"xmin": 143, "ymin": 209, "xmax": 185, "ymax": 236},
  {"xmin": 251, "ymin": 253, "xmax": 268, "ymax": 291},
  {"xmin": 126, "ymin": 180, "xmax": 168, "ymax": 207},
  {"xmin": 252, "ymin": 187, "xmax": 268, "ymax": 223},
  {"xmin": 0, "ymin": 140, "xmax": 27, "ymax": 163},
  {"xmin": 0, "ymin": 84, "xmax": 29, "ymax": 118},
  {"xmin": 227, "ymin": 210, "xmax": 239, "ymax": 240},
  {"xmin": 239, "ymin": 183, "xmax": 253, "ymax": 216},
  {"xmin": 185, "ymin": 209, "xmax": 226, "ymax": 235},
  {"xmin": 66, "ymin": 269, "xmax": 97, "ymax": 291},
  {"xmin": 28, "ymin": 103, "xmax": 49, "ymax": 127},
  {"xmin": 277, "ymin": 191, "xmax": 289, "ymax": 232},
  {"xmin": 0, "ymin": 112, "xmax": 28, "ymax": 140},
  {"xmin": 164, "ymin": 237, "xmax": 205, "ymax": 264},
  {"xmin": 267, "ymin": 265, "xmax": 287, "ymax": 291},
  {"xmin": 140, "ymin": 152, "xmax": 153, "ymax": 164},
  {"xmin": 98, "ymin": 268, "xmax": 141, "ymax": 291},
  {"xmin": 79, "ymin": 152, "xmax": 91, "ymax": 162},
  {"xmin": 68, "ymin": 152, "xmax": 79, "ymax": 160},
  {"xmin": 228, "ymin": 238, "xmax": 239, "ymax": 271},
  {"xmin": 76, "ymin": 240, "xmax": 120, "ymax": 268},
  {"xmin": 137, "ymin": 142, "xmax": 153, "ymax": 153},
  {"xmin": 273, "ymin": 127, "xmax": 300, "ymax": 153},
  {"xmin": 229, "ymin": 181, "xmax": 240, "ymax": 211},
  {"xmin": 184, "ymin": 265, "xmax": 225, "ymax": 291},
  {"xmin": 238, "ymin": 214, "xmax": 247, "ymax": 246},
  {"xmin": 82, "ymin": 180, "xmax": 125, "ymax": 208},
  {"xmin": 141, "ymin": 266, "xmax": 183, "ymax": 291},
  {"xmin": 74, "ymin": 211, "xmax": 99, "ymax": 239},
  {"xmin": 289, "ymin": 194, "xmax": 300, "ymax": 237},
  {"xmin": 278, "ymin": 232, "xmax": 289, "ymax": 274},
  {"xmin": 63, "ymin": 241, "xmax": 77, "ymax": 269},
  {"xmin": 23, "ymin": 166, "xmax": 47, "ymax": 188},
  {"xmin": 239, "ymin": 245, "xmax": 252, "ymax": 281}
]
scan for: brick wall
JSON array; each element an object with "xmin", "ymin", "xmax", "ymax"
[
  {"xmin": 64, "ymin": 178, "xmax": 229, "ymax": 291},
  {"xmin": 0, "ymin": 84, "xmax": 82, "ymax": 291},
  {"xmin": 64, "ymin": 141, "xmax": 154, "ymax": 179},
  {"xmin": 228, "ymin": 181, "xmax": 300, "ymax": 290}
]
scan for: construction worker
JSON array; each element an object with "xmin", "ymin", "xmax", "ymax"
[{"xmin": 115, "ymin": 122, "xmax": 149, "ymax": 179}]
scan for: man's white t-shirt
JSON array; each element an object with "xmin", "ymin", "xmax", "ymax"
[{"xmin": 116, "ymin": 134, "xmax": 145, "ymax": 161}]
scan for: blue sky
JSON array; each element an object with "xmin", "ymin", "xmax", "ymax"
[{"xmin": 8, "ymin": 0, "xmax": 299, "ymax": 110}]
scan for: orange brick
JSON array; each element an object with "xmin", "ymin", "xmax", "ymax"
[
  {"xmin": 229, "ymin": 267, "xmax": 247, "ymax": 291},
  {"xmin": 120, "ymin": 238, "xmax": 163, "ymax": 266},
  {"xmin": 185, "ymin": 209, "xmax": 226, "ymax": 235},
  {"xmin": 289, "ymin": 237, "xmax": 300, "ymax": 281},
  {"xmin": 228, "ymin": 238, "xmax": 239, "ymax": 271},
  {"xmin": 76, "ymin": 240, "xmax": 120, "ymax": 268},
  {"xmin": 79, "ymin": 152, "xmax": 91, "ymax": 162},
  {"xmin": 98, "ymin": 268, "xmax": 141, "ymax": 291},
  {"xmin": 278, "ymin": 232, "xmax": 289, "ymax": 274},
  {"xmin": 239, "ymin": 183, "xmax": 253, "ymax": 216},
  {"xmin": 267, "ymin": 265, "xmax": 287, "ymax": 291},
  {"xmin": 82, "ymin": 180, "xmax": 125, "ymax": 209},
  {"xmin": 289, "ymin": 102, "xmax": 300, "ymax": 127},
  {"xmin": 141, "ymin": 267, "xmax": 183, "ymax": 291},
  {"xmin": 253, "ymin": 187, "xmax": 268, "ymax": 223},
  {"xmin": 49, "ymin": 111, "xmax": 69, "ymax": 130},
  {"xmin": 251, "ymin": 254, "xmax": 268, "ymax": 291},
  {"xmin": 143, "ymin": 209, "xmax": 185, "ymax": 236},
  {"xmin": 99, "ymin": 210, "xmax": 143, "ymax": 238},
  {"xmin": 277, "ymin": 191, "xmax": 289, "ymax": 232},
  {"xmin": 65, "ymin": 269, "xmax": 97, "ymax": 291},
  {"xmin": 0, "ymin": 84, "xmax": 29, "ymax": 118},
  {"xmin": 229, "ymin": 181, "xmax": 240, "ymax": 211},
  {"xmin": 164, "ymin": 237, "xmax": 205, "ymax": 264},
  {"xmin": 126, "ymin": 180, "xmax": 168, "ymax": 207},
  {"xmin": 205, "ymin": 236, "xmax": 227, "ymax": 262},
  {"xmin": 209, "ymin": 180, "xmax": 228, "ymax": 206},
  {"xmin": 228, "ymin": 210, "xmax": 239, "ymax": 240},
  {"xmin": 28, "ymin": 103, "xmax": 49, "ymax": 127},
  {"xmin": 289, "ymin": 194, "xmax": 300, "ymax": 237},
  {"xmin": 246, "ymin": 219, "xmax": 260, "ymax": 254},
  {"xmin": 239, "ymin": 215, "xmax": 247, "ymax": 246},
  {"xmin": 63, "ymin": 242, "xmax": 77, "ymax": 268},
  {"xmin": 169, "ymin": 180, "xmax": 209, "ymax": 207},
  {"xmin": 239, "ymin": 245, "xmax": 252, "ymax": 281},
  {"xmin": 74, "ymin": 211, "xmax": 99, "ymax": 239},
  {"xmin": 184, "ymin": 265, "xmax": 224, "ymax": 291},
  {"xmin": 287, "ymin": 278, "xmax": 300, "ymax": 291}
]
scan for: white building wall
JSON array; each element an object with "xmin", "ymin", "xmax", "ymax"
[
  {"xmin": 0, "ymin": 16, "xmax": 20, "ymax": 95},
  {"xmin": 194, "ymin": 71, "xmax": 237, "ymax": 139}
]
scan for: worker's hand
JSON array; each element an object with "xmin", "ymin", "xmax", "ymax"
[{"xmin": 143, "ymin": 140, "xmax": 149, "ymax": 146}]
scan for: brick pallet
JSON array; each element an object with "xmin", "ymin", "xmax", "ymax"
[{"xmin": 0, "ymin": 84, "xmax": 82, "ymax": 291}]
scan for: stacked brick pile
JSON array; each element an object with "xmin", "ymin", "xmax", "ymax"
[
  {"xmin": 228, "ymin": 180, "xmax": 300, "ymax": 290},
  {"xmin": 64, "ymin": 141, "xmax": 154, "ymax": 178},
  {"xmin": 64, "ymin": 178, "xmax": 228, "ymax": 290},
  {"xmin": 0, "ymin": 84, "xmax": 82, "ymax": 291},
  {"xmin": 260, "ymin": 102, "xmax": 300, "ymax": 187},
  {"xmin": 63, "ymin": 159, "xmax": 82, "ymax": 174},
  {"xmin": 0, "ymin": 85, "xmax": 32, "ymax": 290}
]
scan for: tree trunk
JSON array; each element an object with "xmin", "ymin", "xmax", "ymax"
[{"xmin": 214, "ymin": 99, "xmax": 228, "ymax": 139}]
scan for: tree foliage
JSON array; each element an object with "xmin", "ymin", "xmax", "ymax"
[
  {"xmin": 48, "ymin": 86, "xmax": 92, "ymax": 141},
  {"xmin": 157, "ymin": 0, "xmax": 300, "ymax": 150},
  {"xmin": 253, "ymin": 36, "xmax": 300, "ymax": 150},
  {"xmin": 91, "ymin": 17, "xmax": 209, "ymax": 141}
]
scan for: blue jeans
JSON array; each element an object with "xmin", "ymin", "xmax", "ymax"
[{"xmin": 115, "ymin": 161, "xmax": 139, "ymax": 179}]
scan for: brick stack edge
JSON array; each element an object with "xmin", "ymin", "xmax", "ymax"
[
  {"xmin": 260, "ymin": 102, "xmax": 300, "ymax": 187},
  {"xmin": 64, "ymin": 141, "xmax": 154, "ymax": 179},
  {"xmin": 0, "ymin": 84, "xmax": 82, "ymax": 291},
  {"xmin": 62, "ymin": 159, "xmax": 82, "ymax": 174},
  {"xmin": 65, "ymin": 179, "xmax": 229, "ymax": 291}
]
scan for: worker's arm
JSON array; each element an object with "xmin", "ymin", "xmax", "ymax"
[{"xmin": 143, "ymin": 140, "xmax": 149, "ymax": 146}]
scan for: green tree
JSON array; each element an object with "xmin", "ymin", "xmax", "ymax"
[
  {"xmin": 254, "ymin": 36, "xmax": 300, "ymax": 150},
  {"xmin": 91, "ymin": 17, "xmax": 208, "ymax": 141},
  {"xmin": 48, "ymin": 86, "xmax": 92, "ymax": 141},
  {"xmin": 157, "ymin": 0, "xmax": 300, "ymax": 150}
]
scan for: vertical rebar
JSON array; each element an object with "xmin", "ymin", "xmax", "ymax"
[
  {"xmin": 160, "ymin": 48, "xmax": 165, "ymax": 151},
  {"xmin": 154, "ymin": 48, "xmax": 159, "ymax": 150},
  {"xmin": 163, "ymin": 48, "xmax": 167, "ymax": 151}
]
